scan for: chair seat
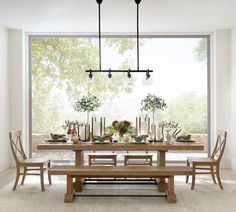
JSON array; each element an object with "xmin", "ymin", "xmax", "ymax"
[
  {"xmin": 19, "ymin": 158, "xmax": 50, "ymax": 166},
  {"xmin": 187, "ymin": 157, "xmax": 217, "ymax": 164},
  {"xmin": 88, "ymin": 154, "xmax": 117, "ymax": 159},
  {"xmin": 124, "ymin": 154, "xmax": 152, "ymax": 159}
]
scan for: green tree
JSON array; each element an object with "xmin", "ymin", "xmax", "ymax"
[
  {"xmin": 32, "ymin": 38, "xmax": 138, "ymax": 133},
  {"xmin": 193, "ymin": 38, "xmax": 207, "ymax": 63},
  {"xmin": 156, "ymin": 92, "xmax": 207, "ymax": 134}
]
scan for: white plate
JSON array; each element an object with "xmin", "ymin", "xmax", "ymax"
[
  {"xmin": 94, "ymin": 141, "xmax": 111, "ymax": 144},
  {"xmin": 130, "ymin": 141, "xmax": 146, "ymax": 144}
]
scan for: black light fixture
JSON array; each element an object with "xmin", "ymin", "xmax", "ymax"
[{"xmin": 86, "ymin": 0, "xmax": 153, "ymax": 79}]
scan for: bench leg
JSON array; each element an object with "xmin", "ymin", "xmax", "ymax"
[
  {"xmin": 64, "ymin": 175, "xmax": 75, "ymax": 203},
  {"xmin": 166, "ymin": 176, "xmax": 176, "ymax": 203},
  {"xmin": 158, "ymin": 178, "xmax": 166, "ymax": 192},
  {"xmin": 74, "ymin": 178, "xmax": 83, "ymax": 192}
]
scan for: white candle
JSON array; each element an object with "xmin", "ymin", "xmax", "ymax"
[
  {"xmin": 93, "ymin": 122, "xmax": 100, "ymax": 136},
  {"xmin": 140, "ymin": 121, "xmax": 148, "ymax": 135},
  {"xmin": 80, "ymin": 126, "xmax": 85, "ymax": 140}
]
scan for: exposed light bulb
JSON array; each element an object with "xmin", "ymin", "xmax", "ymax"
[{"xmin": 143, "ymin": 74, "xmax": 153, "ymax": 86}]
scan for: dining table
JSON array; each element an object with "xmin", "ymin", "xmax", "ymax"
[{"xmin": 37, "ymin": 141, "xmax": 204, "ymax": 192}]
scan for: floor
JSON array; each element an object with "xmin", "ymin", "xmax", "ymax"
[{"xmin": 0, "ymin": 169, "xmax": 236, "ymax": 212}]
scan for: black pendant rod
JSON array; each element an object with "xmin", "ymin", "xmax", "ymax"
[
  {"xmin": 136, "ymin": 0, "xmax": 140, "ymax": 71},
  {"xmin": 87, "ymin": 0, "xmax": 153, "ymax": 79},
  {"xmin": 86, "ymin": 69, "xmax": 153, "ymax": 73},
  {"xmin": 97, "ymin": 0, "xmax": 102, "ymax": 71}
]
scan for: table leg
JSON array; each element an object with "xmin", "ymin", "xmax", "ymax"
[
  {"xmin": 157, "ymin": 150, "xmax": 167, "ymax": 192},
  {"xmin": 74, "ymin": 150, "xmax": 84, "ymax": 192}
]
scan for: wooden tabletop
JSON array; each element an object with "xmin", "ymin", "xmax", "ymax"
[{"xmin": 37, "ymin": 142, "xmax": 204, "ymax": 151}]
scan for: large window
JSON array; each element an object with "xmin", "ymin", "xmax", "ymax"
[{"xmin": 30, "ymin": 35, "xmax": 209, "ymax": 162}]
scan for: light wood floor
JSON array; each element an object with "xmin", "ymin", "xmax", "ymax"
[{"xmin": 1, "ymin": 168, "xmax": 236, "ymax": 212}]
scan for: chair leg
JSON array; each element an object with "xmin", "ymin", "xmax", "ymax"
[
  {"xmin": 191, "ymin": 164, "xmax": 196, "ymax": 190},
  {"xmin": 13, "ymin": 167, "xmax": 20, "ymax": 191},
  {"xmin": 216, "ymin": 165, "xmax": 223, "ymax": 190},
  {"xmin": 210, "ymin": 165, "xmax": 216, "ymax": 184},
  {"xmin": 186, "ymin": 159, "xmax": 190, "ymax": 183},
  {"xmin": 21, "ymin": 167, "xmax": 27, "ymax": 185},
  {"xmin": 40, "ymin": 165, "xmax": 45, "ymax": 192},
  {"xmin": 48, "ymin": 161, "xmax": 52, "ymax": 185}
]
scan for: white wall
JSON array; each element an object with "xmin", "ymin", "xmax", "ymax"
[
  {"xmin": 0, "ymin": 25, "xmax": 9, "ymax": 171},
  {"xmin": 213, "ymin": 30, "xmax": 231, "ymax": 168},
  {"xmin": 8, "ymin": 30, "xmax": 27, "ymax": 161},
  {"xmin": 2, "ymin": 29, "xmax": 233, "ymax": 170},
  {"xmin": 230, "ymin": 27, "xmax": 236, "ymax": 171}
]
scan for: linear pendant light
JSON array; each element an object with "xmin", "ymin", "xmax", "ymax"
[{"xmin": 86, "ymin": 0, "xmax": 153, "ymax": 79}]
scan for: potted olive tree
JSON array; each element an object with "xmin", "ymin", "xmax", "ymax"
[
  {"xmin": 73, "ymin": 94, "xmax": 101, "ymax": 141},
  {"xmin": 141, "ymin": 93, "xmax": 167, "ymax": 140},
  {"xmin": 73, "ymin": 93, "xmax": 101, "ymax": 124}
]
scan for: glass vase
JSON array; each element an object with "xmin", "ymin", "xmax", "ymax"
[{"xmin": 118, "ymin": 135, "xmax": 124, "ymax": 143}]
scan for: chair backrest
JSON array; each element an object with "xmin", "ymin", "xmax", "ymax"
[
  {"xmin": 211, "ymin": 130, "xmax": 227, "ymax": 163},
  {"xmin": 9, "ymin": 130, "xmax": 27, "ymax": 164}
]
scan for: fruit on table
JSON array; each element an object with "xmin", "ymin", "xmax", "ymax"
[{"xmin": 71, "ymin": 136, "xmax": 79, "ymax": 143}]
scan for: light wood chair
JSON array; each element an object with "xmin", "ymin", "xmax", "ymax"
[
  {"xmin": 9, "ymin": 130, "xmax": 52, "ymax": 191},
  {"xmin": 186, "ymin": 130, "xmax": 227, "ymax": 190},
  {"xmin": 88, "ymin": 153, "xmax": 117, "ymax": 166},
  {"xmin": 124, "ymin": 154, "xmax": 153, "ymax": 166}
]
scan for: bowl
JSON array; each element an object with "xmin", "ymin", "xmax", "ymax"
[
  {"xmin": 94, "ymin": 136, "xmax": 106, "ymax": 142},
  {"xmin": 134, "ymin": 136, "xmax": 143, "ymax": 142},
  {"xmin": 50, "ymin": 133, "xmax": 66, "ymax": 140},
  {"xmin": 183, "ymin": 135, "xmax": 191, "ymax": 140}
]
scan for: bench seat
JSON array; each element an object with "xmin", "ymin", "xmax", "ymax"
[{"xmin": 49, "ymin": 166, "xmax": 192, "ymax": 203}]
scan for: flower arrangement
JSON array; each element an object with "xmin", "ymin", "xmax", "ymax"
[
  {"xmin": 73, "ymin": 93, "xmax": 101, "ymax": 123},
  {"xmin": 108, "ymin": 120, "xmax": 135, "ymax": 136},
  {"xmin": 160, "ymin": 121, "xmax": 181, "ymax": 141}
]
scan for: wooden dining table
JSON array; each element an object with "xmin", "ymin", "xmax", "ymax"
[{"xmin": 37, "ymin": 141, "xmax": 204, "ymax": 192}]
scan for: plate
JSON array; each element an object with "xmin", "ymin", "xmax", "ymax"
[
  {"xmin": 130, "ymin": 141, "xmax": 146, "ymax": 144},
  {"xmin": 94, "ymin": 141, "xmax": 111, "ymax": 144},
  {"xmin": 46, "ymin": 139, "xmax": 67, "ymax": 143},
  {"xmin": 176, "ymin": 139, "xmax": 195, "ymax": 143}
]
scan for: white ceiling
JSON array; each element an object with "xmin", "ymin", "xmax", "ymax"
[{"xmin": 0, "ymin": 0, "xmax": 236, "ymax": 33}]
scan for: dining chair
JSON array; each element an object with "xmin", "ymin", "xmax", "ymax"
[
  {"xmin": 9, "ymin": 130, "xmax": 52, "ymax": 191},
  {"xmin": 186, "ymin": 130, "xmax": 227, "ymax": 190}
]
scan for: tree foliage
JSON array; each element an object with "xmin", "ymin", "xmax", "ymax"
[
  {"xmin": 156, "ymin": 92, "xmax": 207, "ymax": 134},
  {"xmin": 193, "ymin": 38, "xmax": 207, "ymax": 63},
  {"xmin": 141, "ymin": 93, "xmax": 167, "ymax": 112},
  {"xmin": 32, "ymin": 38, "xmax": 137, "ymax": 133}
]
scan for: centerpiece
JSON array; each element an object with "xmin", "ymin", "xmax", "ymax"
[
  {"xmin": 73, "ymin": 93, "xmax": 101, "ymax": 141},
  {"xmin": 141, "ymin": 93, "xmax": 167, "ymax": 140},
  {"xmin": 108, "ymin": 120, "xmax": 135, "ymax": 142},
  {"xmin": 160, "ymin": 121, "xmax": 181, "ymax": 144}
]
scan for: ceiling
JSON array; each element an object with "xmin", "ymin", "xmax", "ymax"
[{"xmin": 0, "ymin": 0, "xmax": 236, "ymax": 33}]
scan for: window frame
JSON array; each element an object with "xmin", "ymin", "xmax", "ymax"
[{"xmin": 28, "ymin": 34, "xmax": 211, "ymax": 163}]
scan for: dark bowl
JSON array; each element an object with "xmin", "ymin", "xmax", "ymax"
[
  {"xmin": 50, "ymin": 133, "xmax": 66, "ymax": 140},
  {"xmin": 183, "ymin": 135, "xmax": 191, "ymax": 140}
]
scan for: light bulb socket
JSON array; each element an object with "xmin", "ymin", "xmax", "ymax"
[
  {"xmin": 146, "ymin": 70, "xmax": 150, "ymax": 79},
  {"xmin": 128, "ymin": 69, "xmax": 131, "ymax": 78},
  {"xmin": 108, "ymin": 72, "xmax": 112, "ymax": 78},
  {"xmin": 89, "ymin": 71, "xmax": 93, "ymax": 79}
]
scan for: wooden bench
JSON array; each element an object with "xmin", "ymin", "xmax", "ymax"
[{"xmin": 49, "ymin": 166, "xmax": 192, "ymax": 204}]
